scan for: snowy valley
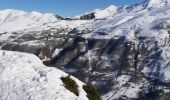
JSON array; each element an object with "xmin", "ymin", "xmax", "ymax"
[{"xmin": 1, "ymin": 0, "xmax": 170, "ymax": 100}]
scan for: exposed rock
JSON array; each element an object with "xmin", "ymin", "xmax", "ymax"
[{"xmin": 80, "ymin": 13, "xmax": 95, "ymax": 20}]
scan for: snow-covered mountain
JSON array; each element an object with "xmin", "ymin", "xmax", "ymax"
[
  {"xmin": 74, "ymin": 5, "xmax": 118, "ymax": 19},
  {"xmin": 94, "ymin": 5, "xmax": 118, "ymax": 19},
  {"xmin": 145, "ymin": 0, "xmax": 170, "ymax": 8},
  {"xmin": 2, "ymin": 0, "xmax": 170, "ymax": 99},
  {"xmin": 0, "ymin": 9, "xmax": 63, "ymax": 32}
]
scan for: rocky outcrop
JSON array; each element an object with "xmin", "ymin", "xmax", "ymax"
[
  {"xmin": 55, "ymin": 15, "xmax": 64, "ymax": 20},
  {"xmin": 80, "ymin": 13, "xmax": 95, "ymax": 20}
]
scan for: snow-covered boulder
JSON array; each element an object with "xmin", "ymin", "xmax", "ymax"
[{"xmin": 0, "ymin": 50, "xmax": 88, "ymax": 100}]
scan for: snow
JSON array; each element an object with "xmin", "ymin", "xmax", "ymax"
[
  {"xmin": 94, "ymin": 5, "xmax": 118, "ymax": 19},
  {"xmin": 52, "ymin": 48, "xmax": 62, "ymax": 58},
  {"xmin": 73, "ymin": 5, "xmax": 117, "ymax": 19},
  {"xmin": 102, "ymin": 75, "xmax": 148, "ymax": 100},
  {"xmin": 0, "ymin": 50, "xmax": 88, "ymax": 100},
  {"xmin": 147, "ymin": 0, "xmax": 163, "ymax": 8},
  {"xmin": 0, "ymin": 16, "xmax": 40, "ymax": 32},
  {"xmin": 146, "ymin": 0, "xmax": 170, "ymax": 8},
  {"xmin": 113, "ymin": 15, "xmax": 134, "ymax": 27},
  {"xmin": 116, "ymin": 75, "xmax": 131, "ymax": 86},
  {"xmin": 0, "ymin": 9, "xmax": 59, "ymax": 32}
]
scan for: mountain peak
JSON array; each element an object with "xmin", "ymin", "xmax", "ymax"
[
  {"xmin": 105, "ymin": 5, "xmax": 117, "ymax": 10},
  {"xmin": 94, "ymin": 5, "xmax": 117, "ymax": 19},
  {"xmin": 145, "ymin": 0, "xmax": 170, "ymax": 8}
]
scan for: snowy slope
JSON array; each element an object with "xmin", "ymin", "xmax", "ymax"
[
  {"xmin": 0, "ymin": 50, "xmax": 88, "ymax": 100},
  {"xmin": 78, "ymin": 0, "xmax": 170, "ymax": 40}
]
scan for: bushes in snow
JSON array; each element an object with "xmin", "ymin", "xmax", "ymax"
[
  {"xmin": 83, "ymin": 83, "xmax": 101, "ymax": 100},
  {"xmin": 60, "ymin": 75, "xmax": 101, "ymax": 100},
  {"xmin": 42, "ymin": 59, "xmax": 52, "ymax": 66},
  {"xmin": 60, "ymin": 76, "xmax": 79, "ymax": 96}
]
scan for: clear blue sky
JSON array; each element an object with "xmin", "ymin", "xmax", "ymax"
[{"xmin": 0, "ymin": 0, "xmax": 145, "ymax": 17}]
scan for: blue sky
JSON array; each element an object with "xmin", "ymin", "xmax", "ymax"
[{"xmin": 0, "ymin": 0, "xmax": 145, "ymax": 17}]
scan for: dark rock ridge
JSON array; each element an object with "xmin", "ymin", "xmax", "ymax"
[
  {"xmin": 55, "ymin": 15, "xmax": 64, "ymax": 20},
  {"xmin": 80, "ymin": 13, "xmax": 95, "ymax": 20}
]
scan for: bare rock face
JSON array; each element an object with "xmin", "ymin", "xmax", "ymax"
[
  {"xmin": 2, "ymin": 43, "xmax": 43, "ymax": 56},
  {"xmin": 1, "ymin": 28, "xmax": 170, "ymax": 99},
  {"xmin": 50, "ymin": 31, "xmax": 170, "ymax": 99}
]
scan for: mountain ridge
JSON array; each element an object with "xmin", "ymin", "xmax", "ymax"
[{"xmin": 0, "ymin": 9, "xmax": 63, "ymax": 32}]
